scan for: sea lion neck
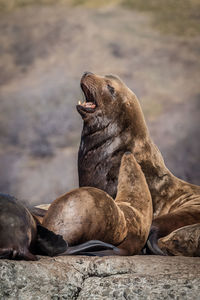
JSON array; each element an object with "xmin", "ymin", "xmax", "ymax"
[
  {"xmin": 81, "ymin": 112, "xmax": 111, "ymax": 137},
  {"xmin": 79, "ymin": 114, "xmax": 124, "ymax": 156}
]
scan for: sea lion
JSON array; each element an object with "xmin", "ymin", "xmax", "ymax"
[
  {"xmin": 0, "ymin": 193, "xmax": 38, "ymax": 260},
  {"xmin": 77, "ymin": 72, "xmax": 200, "ymax": 255},
  {"xmin": 42, "ymin": 152, "xmax": 152, "ymax": 255},
  {"xmin": 158, "ymin": 223, "xmax": 200, "ymax": 256},
  {"xmin": 0, "ymin": 193, "xmax": 119, "ymax": 260},
  {"xmin": 30, "ymin": 204, "xmax": 50, "ymax": 223}
]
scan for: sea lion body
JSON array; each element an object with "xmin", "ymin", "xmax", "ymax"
[
  {"xmin": 77, "ymin": 72, "xmax": 200, "ymax": 255},
  {"xmin": 0, "ymin": 193, "xmax": 117, "ymax": 260},
  {"xmin": 0, "ymin": 194, "xmax": 38, "ymax": 260},
  {"xmin": 42, "ymin": 153, "xmax": 152, "ymax": 255},
  {"xmin": 158, "ymin": 223, "xmax": 200, "ymax": 256}
]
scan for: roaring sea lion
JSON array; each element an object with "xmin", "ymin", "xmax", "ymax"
[
  {"xmin": 0, "ymin": 193, "xmax": 118, "ymax": 260},
  {"xmin": 42, "ymin": 152, "xmax": 152, "ymax": 255},
  {"xmin": 77, "ymin": 72, "xmax": 200, "ymax": 255}
]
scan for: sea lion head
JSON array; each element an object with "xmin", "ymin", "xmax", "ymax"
[{"xmin": 76, "ymin": 72, "xmax": 147, "ymax": 136}]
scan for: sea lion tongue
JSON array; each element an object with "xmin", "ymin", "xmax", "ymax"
[{"xmin": 78, "ymin": 101, "xmax": 96, "ymax": 109}]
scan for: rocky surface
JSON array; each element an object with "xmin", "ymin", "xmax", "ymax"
[{"xmin": 1, "ymin": 255, "xmax": 200, "ymax": 299}]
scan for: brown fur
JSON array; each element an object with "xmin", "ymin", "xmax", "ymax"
[
  {"xmin": 42, "ymin": 153, "xmax": 152, "ymax": 255},
  {"xmin": 0, "ymin": 194, "xmax": 118, "ymax": 259},
  {"xmin": 158, "ymin": 224, "xmax": 200, "ymax": 256},
  {"xmin": 77, "ymin": 72, "xmax": 200, "ymax": 255}
]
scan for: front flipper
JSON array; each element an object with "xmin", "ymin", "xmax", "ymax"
[
  {"xmin": 59, "ymin": 240, "xmax": 121, "ymax": 256},
  {"xmin": 144, "ymin": 226, "xmax": 166, "ymax": 256},
  {"xmin": 35, "ymin": 227, "xmax": 121, "ymax": 257},
  {"xmin": 35, "ymin": 225, "xmax": 68, "ymax": 256},
  {"xmin": 76, "ymin": 248, "xmax": 129, "ymax": 256},
  {"xmin": 0, "ymin": 248, "xmax": 38, "ymax": 261}
]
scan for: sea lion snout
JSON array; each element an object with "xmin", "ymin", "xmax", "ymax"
[
  {"xmin": 77, "ymin": 72, "xmax": 125, "ymax": 122},
  {"xmin": 82, "ymin": 71, "xmax": 94, "ymax": 79}
]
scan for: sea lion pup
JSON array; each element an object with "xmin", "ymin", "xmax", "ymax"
[
  {"xmin": 42, "ymin": 152, "xmax": 152, "ymax": 255},
  {"xmin": 0, "ymin": 193, "xmax": 117, "ymax": 260},
  {"xmin": 158, "ymin": 223, "xmax": 200, "ymax": 257},
  {"xmin": 77, "ymin": 72, "xmax": 200, "ymax": 255}
]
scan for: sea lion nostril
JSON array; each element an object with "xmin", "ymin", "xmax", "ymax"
[{"xmin": 82, "ymin": 71, "xmax": 94, "ymax": 78}]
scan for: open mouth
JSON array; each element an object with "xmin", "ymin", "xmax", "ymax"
[{"xmin": 77, "ymin": 83, "xmax": 97, "ymax": 112}]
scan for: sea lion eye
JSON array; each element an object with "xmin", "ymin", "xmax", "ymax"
[{"xmin": 107, "ymin": 84, "xmax": 115, "ymax": 96}]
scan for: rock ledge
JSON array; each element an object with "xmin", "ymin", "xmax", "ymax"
[{"xmin": 1, "ymin": 255, "xmax": 200, "ymax": 299}]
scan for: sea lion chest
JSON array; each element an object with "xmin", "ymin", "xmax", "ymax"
[{"xmin": 78, "ymin": 129, "xmax": 128, "ymax": 198}]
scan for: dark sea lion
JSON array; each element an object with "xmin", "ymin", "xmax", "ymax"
[
  {"xmin": 0, "ymin": 193, "xmax": 38, "ymax": 260},
  {"xmin": 77, "ymin": 72, "xmax": 200, "ymax": 255},
  {"xmin": 0, "ymin": 193, "xmax": 118, "ymax": 260},
  {"xmin": 42, "ymin": 152, "xmax": 152, "ymax": 255}
]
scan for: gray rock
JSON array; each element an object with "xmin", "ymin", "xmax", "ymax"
[{"xmin": 0, "ymin": 256, "xmax": 200, "ymax": 300}]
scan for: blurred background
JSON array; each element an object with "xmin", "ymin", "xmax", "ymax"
[{"xmin": 0, "ymin": 0, "xmax": 199, "ymax": 205}]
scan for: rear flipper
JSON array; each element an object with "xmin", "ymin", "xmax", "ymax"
[
  {"xmin": 143, "ymin": 226, "xmax": 166, "ymax": 256},
  {"xmin": 35, "ymin": 225, "xmax": 68, "ymax": 256},
  {"xmin": 0, "ymin": 248, "xmax": 37, "ymax": 261},
  {"xmin": 17, "ymin": 250, "xmax": 38, "ymax": 261},
  {"xmin": 0, "ymin": 249, "xmax": 13, "ymax": 259},
  {"xmin": 30, "ymin": 207, "xmax": 48, "ymax": 218}
]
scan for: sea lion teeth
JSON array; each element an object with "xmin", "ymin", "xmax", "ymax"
[
  {"xmin": 78, "ymin": 101, "xmax": 96, "ymax": 109},
  {"xmin": 85, "ymin": 102, "xmax": 96, "ymax": 108}
]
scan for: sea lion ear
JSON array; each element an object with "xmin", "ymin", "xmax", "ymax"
[
  {"xmin": 105, "ymin": 74, "xmax": 121, "ymax": 82},
  {"xmin": 35, "ymin": 225, "xmax": 67, "ymax": 256}
]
